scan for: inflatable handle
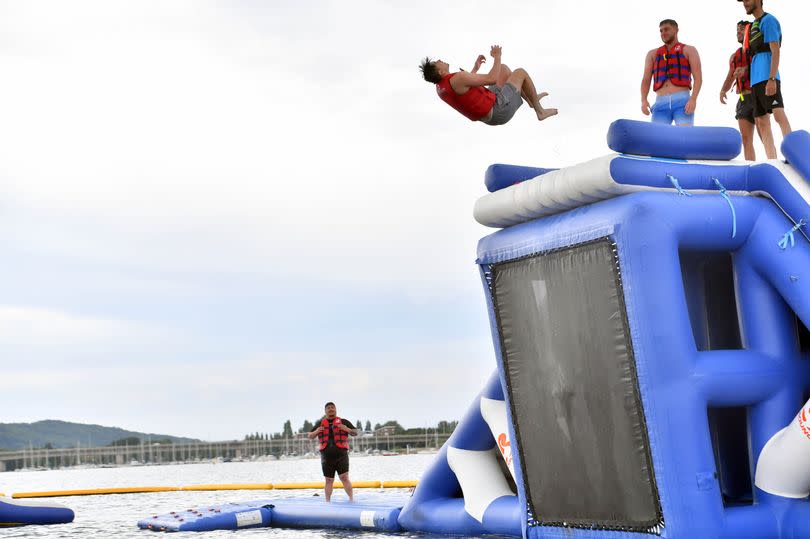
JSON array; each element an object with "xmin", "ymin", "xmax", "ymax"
[
  {"xmin": 782, "ymin": 130, "xmax": 810, "ymax": 183},
  {"xmin": 607, "ymin": 119, "xmax": 742, "ymax": 160},
  {"xmin": 485, "ymin": 164, "xmax": 556, "ymax": 193}
]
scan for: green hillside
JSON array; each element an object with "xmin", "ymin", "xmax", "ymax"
[{"xmin": 0, "ymin": 420, "xmax": 199, "ymax": 450}]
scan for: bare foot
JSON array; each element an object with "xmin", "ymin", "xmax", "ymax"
[
  {"xmin": 534, "ymin": 93, "xmax": 557, "ymax": 121},
  {"xmin": 536, "ymin": 108, "xmax": 558, "ymax": 121}
]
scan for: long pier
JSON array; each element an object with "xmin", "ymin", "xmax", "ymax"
[{"xmin": 0, "ymin": 433, "xmax": 449, "ymax": 472}]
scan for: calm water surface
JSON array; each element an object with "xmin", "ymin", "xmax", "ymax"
[{"xmin": 1, "ymin": 454, "xmax": 446, "ymax": 538}]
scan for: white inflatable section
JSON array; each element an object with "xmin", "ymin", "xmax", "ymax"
[
  {"xmin": 473, "ymin": 154, "xmax": 756, "ymax": 229},
  {"xmin": 474, "ymin": 155, "xmax": 631, "ymax": 228},
  {"xmin": 446, "ymin": 447, "xmax": 515, "ymax": 523},
  {"xmin": 755, "ymin": 400, "xmax": 810, "ymax": 498},
  {"xmin": 0, "ymin": 496, "xmax": 69, "ymax": 509},
  {"xmin": 479, "ymin": 397, "xmax": 516, "ymax": 482}
]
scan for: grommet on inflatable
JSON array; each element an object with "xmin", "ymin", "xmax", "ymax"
[
  {"xmin": 0, "ymin": 496, "xmax": 74, "ymax": 527},
  {"xmin": 140, "ymin": 119, "xmax": 810, "ymax": 538}
]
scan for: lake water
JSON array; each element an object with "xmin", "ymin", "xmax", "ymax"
[{"xmin": 1, "ymin": 454, "xmax": 439, "ymax": 538}]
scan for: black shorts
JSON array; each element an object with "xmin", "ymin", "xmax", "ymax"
[
  {"xmin": 320, "ymin": 450, "xmax": 349, "ymax": 478},
  {"xmin": 751, "ymin": 80, "xmax": 784, "ymax": 118},
  {"xmin": 735, "ymin": 93, "xmax": 755, "ymax": 124}
]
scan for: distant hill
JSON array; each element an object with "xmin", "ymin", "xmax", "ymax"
[{"xmin": 0, "ymin": 420, "xmax": 199, "ymax": 450}]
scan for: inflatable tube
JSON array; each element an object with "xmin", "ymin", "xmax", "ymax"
[
  {"xmin": 485, "ymin": 164, "xmax": 556, "ymax": 193},
  {"xmin": 139, "ymin": 495, "xmax": 407, "ymax": 533},
  {"xmin": 782, "ymin": 130, "xmax": 810, "ymax": 183},
  {"xmin": 139, "ymin": 501, "xmax": 272, "ymax": 532},
  {"xmin": 398, "ymin": 372, "xmax": 520, "ymax": 537},
  {"xmin": 475, "ymin": 120, "xmax": 810, "ymax": 234},
  {"xmin": 0, "ymin": 497, "xmax": 74, "ymax": 526},
  {"xmin": 607, "ymin": 119, "xmax": 742, "ymax": 160},
  {"xmin": 269, "ymin": 497, "xmax": 402, "ymax": 532}
]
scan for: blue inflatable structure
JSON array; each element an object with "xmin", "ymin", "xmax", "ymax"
[
  {"xmin": 0, "ymin": 496, "xmax": 74, "ymax": 527},
  {"xmin": 141, "ymin": 120, "xmax": 810, "ymax": 538}
]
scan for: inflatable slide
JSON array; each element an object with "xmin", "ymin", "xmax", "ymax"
[{"xmin": 140, "ymin": 120, "xmax": 810, "ymax": 538}]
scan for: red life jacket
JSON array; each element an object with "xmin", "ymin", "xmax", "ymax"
[
  {"xmin": 319, "ymin": 417, "xmax": 349, "ymax": 451},
  {"xmin": 436, "ymin": 74, "xmax": 496, "ymax": 122},
  {"xmin": 730, "ymin": 46, "xmax": 751, "ymax": 93},
  {"xmin": 652, "ymin": 43, "xmax": 692, "ymax": 91}
]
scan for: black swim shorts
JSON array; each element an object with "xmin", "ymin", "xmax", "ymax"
[
  {"xmin": 751, "ymin": 80, "xmax": 784, "ymax": 118},
  {"xmin": 735, "ymin": 93, "xmax": 755, "ymax": 124},
  {"xmin": 320, "ymin": 450, "xmax": 349, "ymax": 478}
]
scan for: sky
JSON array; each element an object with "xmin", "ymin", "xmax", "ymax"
[{"xmin": 1, "ymin": 1, "xmax": 809, "ymax": 441}]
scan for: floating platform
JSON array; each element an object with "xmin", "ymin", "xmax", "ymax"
[
  {"xmin": 138, "ymin": 494, "xmax": 407, "ymax": 533},
  {"xmin": 0, "ymin": 496, "xmax": 74, "ymax": 527}
]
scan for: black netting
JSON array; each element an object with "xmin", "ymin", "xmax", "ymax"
[{"xmin": 491, "ymin": 238, "xmax": 662, "ymax": 531}]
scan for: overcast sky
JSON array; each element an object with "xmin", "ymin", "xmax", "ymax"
[{"xmin": 1, "ymin": 1, "xmax": 808, "ymax": 441}]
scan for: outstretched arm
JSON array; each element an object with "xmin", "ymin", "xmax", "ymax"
[
  {"xmin": 685, "ymin": 46, "xmax": 702, "ymax": 114},
  {"xmin": 470, "ymin": 54, "xmax": 486, "ymax": 74},
  {"xmin": 641, "ymin": 50, "xmax": 654, "ymax": 115}
]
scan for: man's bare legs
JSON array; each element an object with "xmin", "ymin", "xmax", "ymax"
[
  {"xmin": 738, "ymin": 119, "xmax": 756, "ymax": 161},
  {"xmin": 506, "ymin": 68, "xmax": 557, "ymax": 121},
  {"xmin": 324, "ymin": 476, "xmax": 334, "ymax": 502},
  {"xmin": 497, "ymin": 64, "xmax": 557, "ymax": 121},
  {"xmin": 755, "ymin": 114, "xmax": 777, "ymax": 160},
  {"xmin": 338, "ymin": 472, "xmax": 354, "ymax": 502},
  {"xmin": 495, "ymin": 64, "xmax": 512, "ymax": 87},
  {"xmin": 773, "ymin": 108, "xmax": 792, "ymax": 138}
]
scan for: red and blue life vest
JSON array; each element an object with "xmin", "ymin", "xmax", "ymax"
[
  {"xmin": 436, "ymin": 74, "xmax": 496, "ymax": 121},
  {"xmin": 319, "ymin": 416, "xmax": 349, "ymax": 451},
  {"xmin": 652, "ymin": 43, "xmax": 692, "ymax": 91},
  {"xmin": 731, "ymin": 46, "xmax": 751, "ymax": 93}
]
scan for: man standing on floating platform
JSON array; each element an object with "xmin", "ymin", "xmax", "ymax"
[
  {"xmin": 721, "ymin": 20, "xmax": 757, "ymax": 161},
  {"xmin": 641, "ymin": 19, "xmax": 703, "ymax": 126},
  {"xmin": 419, "ymin": 45, "xmax": 558, "ymax": 126},
  {"xmin": 308, "ymin": 402, "xmax": 358, "ymax": 502},
  {"xmin": 739, "ymin": 0, "xmax": 792, "ymax": 160}
]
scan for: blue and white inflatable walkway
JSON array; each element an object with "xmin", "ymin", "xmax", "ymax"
[{"xmin": 477, "ymin": 120, "xmax": 810, "ymax": 241}]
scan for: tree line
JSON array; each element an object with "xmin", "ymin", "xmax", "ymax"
[{"xmin": 244, "ymin": 419, "xmax": 458, "ymax": 441}]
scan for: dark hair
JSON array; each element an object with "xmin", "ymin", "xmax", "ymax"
[
  {"xmin": 737, "ymin": 20, "xmax": 749, "ymax": 27},
  {"xmin": 659, "ymin": 19, "xmax": 678, "ymax": 28},
  {"xmin": 419, "ymin": 57, "xmax": 442, "ymax": 84},
  {"xmin": 324, "ymin": 401, "xmax": 335, "ymax": 409}
]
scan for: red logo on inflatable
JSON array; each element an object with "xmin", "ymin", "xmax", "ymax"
[
  {"xmin": 497, "ymin": 432, "xmax": 513, "ymax": 467},
  {"xmin": 797, "ymin": 407, "xmax": 810, "ymax": 441}
]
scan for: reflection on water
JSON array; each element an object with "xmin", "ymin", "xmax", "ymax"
[{"xmin": 1, "ymin": 455, "xmax": 440, "ymax": 538}]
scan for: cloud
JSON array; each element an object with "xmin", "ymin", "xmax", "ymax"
[
  {"xmin": 0, "ymin": 0, "xmax": 809, "ymax": 440},
  {"xmin": 0, "ymin": 305, "xmax": 156, "ymax": 346}
]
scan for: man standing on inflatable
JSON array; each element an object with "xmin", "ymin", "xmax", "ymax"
[
  {"xmin": 641, "ymin": 19, "xmax": 703, "ymax": 126},
  {"xmin": 308, "ymin": 402, "xmax": 358, "ymax": 502},
  {"xmin": 420, "ymin": 45, "xmax": 557, "ymax": 125},
  {"xmin": 720, "ymin": 20, "xmax": 756, "ymax": 160},
  {"xmin": 739, "ymin": 0, "xmax": 792, "ymax": 159}
]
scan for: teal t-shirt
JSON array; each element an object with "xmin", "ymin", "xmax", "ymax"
[{"xmin": 750, "ymin": 13, "xmax": 781, "ymax": 85}]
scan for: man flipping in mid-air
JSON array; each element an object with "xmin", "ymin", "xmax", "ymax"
[{"xmin": 420, "ymin": 45, "xmax": 557, "ymax": 126}]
